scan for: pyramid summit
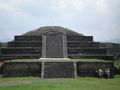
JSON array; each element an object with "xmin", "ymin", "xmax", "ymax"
[{"xmin": 22, "ymin": 26, "xmax": 84, "ymax": 36}]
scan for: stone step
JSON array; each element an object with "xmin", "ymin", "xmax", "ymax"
[
  {"xmin": 8, "ymin": 41, "xmax": 42, "ymax": 47},
  {"xmin": 14, "ymin": 36, "xmax": 42, "ymax": 41},
  {"xmin": 68, "ymin": 47, "xmax": 102, "ymax": 49},
  {"xmin": 0, "ymin": 54, "xmax": 41, "ymax": 61},
  {"xmin": 68, "ymin": 48, "xmax": 106, "ymax": 50},
  {"xmin": 1, "ymin": 48, "xmax": 41, "ymax": 54},
  {"xmin": 67, "ymin": 41, "xmax": 98, "ymax": 42},
  {"xmin": 1, "ymin": 54, "xmax": 40, "ymax": 56},
  {"xmin": 67, "ymin": 36, "xmax": 93, "ymax": 41},
  {"xmin": 68, "ymin": 54, "xmax": 113, "ymax": 60},
  {"xmin": 9, "ymin": 41, "xmax": 42, "ymax": 42},
  {"xmin": 7, "ymin": 47, "xmax": 41, "ymax": 48},
  {"xmin": 68, "ymin": 48, "xmax": 107, "ymax": 54},
  {"xmin": 67, "ymin": 41, "xmax": 100, "ymax": 48}
]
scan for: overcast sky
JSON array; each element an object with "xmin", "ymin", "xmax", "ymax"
[{"xmin": 0, "ymin": 0, "xmax": 120, "ymax": 42}]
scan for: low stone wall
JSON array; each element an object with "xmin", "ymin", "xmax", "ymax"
[
  {"xmin": 3, "ymin": 62, "xmax": 42, "ymax": 77},
  {"xmin": 2, "ymin": 61, "xmax": 114, "ymax": 78},
  {"xmin": 43, "ymin": 62, "xmax": 75, "ymax": 78}
]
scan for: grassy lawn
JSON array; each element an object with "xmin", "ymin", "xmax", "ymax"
[
  {"xmin": 6, "ymin": 59, "xmax": 111, "ymax": 62},
  {"xmin": 0, "ymin": 76, "xmax": 40, "ymax": 82},
  {"xmin": 0, "ymin": 75, "xmax": 120, "ymax": 90},
  {"xmin": 0, "ymin": 59, "xmax": 117, "ymax": 90}
]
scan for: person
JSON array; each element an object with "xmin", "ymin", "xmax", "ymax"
[
  {"xmin": 104, "ymin": 68, "xmax": 110, "ymax": 79},
  {"xmin": 96, "ymin": 69, "xmax": 104, "ymax": 78}
]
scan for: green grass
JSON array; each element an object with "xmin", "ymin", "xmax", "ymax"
[
  {"xmin": 6, "ymin": 59, "xmax": 111, "ymax": 62},
  {"xmin": 0, "ymin": 76, "xmax": 120, "ymax": 90},
  {"xmin": 0, "ymin": 76, "xmax": 39, "ymax": 82}
]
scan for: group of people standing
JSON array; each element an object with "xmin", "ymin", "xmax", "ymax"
[{"xmin": 96, "ymin": 68, "xmax": 111, "ymax": 78}]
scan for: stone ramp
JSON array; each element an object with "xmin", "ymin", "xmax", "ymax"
[{"xmin": 42, "ymin": 35, "xmax": 68, "ymax": 58}]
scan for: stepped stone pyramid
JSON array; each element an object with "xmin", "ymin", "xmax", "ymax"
[{"xmin": 0, "ymin": 26, "xmax": 113, "ymax": 61}]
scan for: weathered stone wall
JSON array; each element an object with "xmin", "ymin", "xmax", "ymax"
[
  {"xmin": 1, "ymin": 48, "xmax": 41, "ymax": 54},
  {"xmin": 68, "ymin": 55, "xmax": 113, "ymax": 60},
  {"xmin": 67, "ymin": 42, "xmax": 100, "ymax": 48},
  {"xmin": 68, "ymin": 48, "xmax": 107, "ymax": 55},
  {"xmin": 43, "ymin": 62, "xmax": 75, "ymax": 78},
  {"xmin": 77, "ymin": 62, "xmax": 114, "ymax": 78},
  {"xmin": 8, "ymin": 41, "xmax": 42, "ymax": 47},
  {"xmin": 1, "ymin": 55, "xmax": 40, "ymax": 61},
  {"xmin": 2, "ymin": 61, "xmax": 114, "ymax": 78},
  {"xmin": 67, "ymin": 36, "xmax": 93, "ymax": 41},
  {"xmin": 14, "ymin": 36, "xmax": 42, "ymax": 41},
  {"xmin": 3, "ymin": 62, "xmax": 42, "ymax": 77}
]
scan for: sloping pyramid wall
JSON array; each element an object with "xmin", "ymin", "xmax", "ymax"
[{"xmin": 0, "ymin": 35, "xmax": 113, "ymax": 61}]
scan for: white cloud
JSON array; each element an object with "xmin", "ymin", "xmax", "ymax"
[
  {"xmin": 0, "ymin": 0, "xmax": 120, "ymax": 42},
  {"xmin": 0, "ymin": 3, "xmax": 16, "ymax": 12}
]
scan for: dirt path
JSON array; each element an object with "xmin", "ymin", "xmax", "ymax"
[
  {"xmin": 0, "ymin": 78, "xmax": 43, "ymax": 86},
  {"xmin": 0, "ymin": 78, "xmax": 64, "ymax": 86}
]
